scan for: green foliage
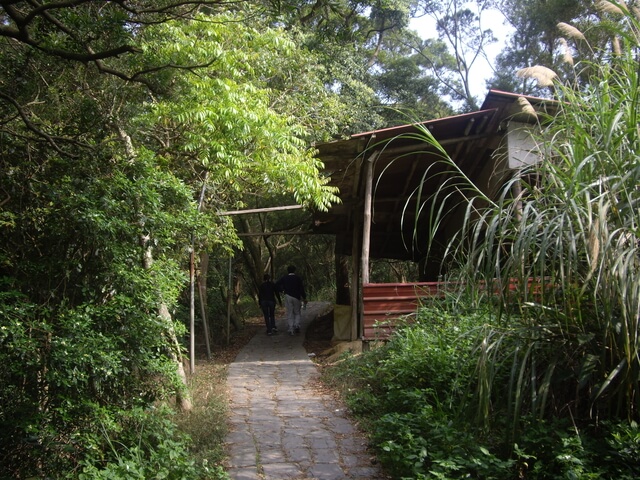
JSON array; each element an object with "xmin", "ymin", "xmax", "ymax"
[
  {"xmin": 369, "ymin": 29, "xmax": 455, "ymax": 124},
  {"xmin": 137, "ymin": 13, "xmax": 341, "ymax": 214},
  {"xmin": 324, "ymin": 303, "xmax": 640, "ymax": 478},
  {"xmin": 324, "ymin": 304, "xmax": 504, "ymax": 478},
  {"xmin": 0, "ymin": 5, "xmax": 352, "ymax": 477},
  {"xmin": 490, "ymin": 0, "xmax": 588, "ymax": 95},
  {"xmin": 460, "ymin": 8, "xmax": 640, "ymax": 425},
  {"xmin": 510, "ymin": 418, "xmax": 640, "ymax": 479},
  {"xmin": 75, "ymin": 406, "xmax": 224, "ymax": 480},
  {"xmin": 1, "ymin": 125, "xmax": 197, "ymax": 473},
  {"xmin": 380, "ymin": 0, "xmax": 640, "ymax": 430},
  {"xmin": 604, "ymin": 420, "xmax": 640, "ymax": 475}
]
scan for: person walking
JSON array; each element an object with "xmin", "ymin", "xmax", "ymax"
[
  {"xmin": 275, "ymin": 265, "xmax": 307, "ymax": 335},
  {"xmin": 258, "ymin": 274, "xmax": 281, "ymax": 336}
]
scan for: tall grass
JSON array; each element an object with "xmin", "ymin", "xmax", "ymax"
[{"xmin": 408, "ymin": 2, "xmax": 640, "ymax": 429}]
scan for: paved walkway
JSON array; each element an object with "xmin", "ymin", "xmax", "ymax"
[{"xmin": 225, "ymin": 302, "xmax": 387, "ymax": 480}]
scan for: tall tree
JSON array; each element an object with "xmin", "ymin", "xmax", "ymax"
[
  {"xmin": 434, "ymin": 1, "xmax": 497, "ymax": 110},
  {"xmin": 397, "ymin": 0, "xmax": 498, "ymax": 111},
  {"xmin": 488, "ymin": 0, "xmax": 588, "ymax": 95},
  {"xmin": 370, "ymin": 27, "xmax": 455, "ymax": 123},
  {"xmin": 260, "ymin": 0, "xmax": 457, "ymax": 127}
]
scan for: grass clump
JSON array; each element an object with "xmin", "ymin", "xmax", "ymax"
[
  {"xmin": 71, "ymin": 360, "xmax": 231, "ymax": 479},
  {"xmin": 174, "ymin": 361, "xmax": 231, "ymax": 478}
]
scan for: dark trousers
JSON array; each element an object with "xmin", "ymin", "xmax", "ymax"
[{"xmin": 260, "ymin": 300, "xmax": 276, "ymax": 333}]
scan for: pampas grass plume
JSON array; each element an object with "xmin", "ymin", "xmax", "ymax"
[
  {"xmin": 612, "ymin": 36, "xmax": 621, "ymax": 55},
  {"xmin": 596, "ymin": 0, "xmax": 627, "ymax": 15},
  {"xmin": 516, "ymin": 66, "xmax": 558, "ymax": 87},
  {"xmin": 559, "ymin": 38, "xmax": 574, "ymax": 65},
  {"xmin": 516, "ymin": 96, "xmax": 538, "ymax": 118},
  {"xmin": 588, "ymin": 221, "xmax": 600, "ymax": 275},
  {"xmin": 558, "ymin": 22, "xmax": 586, "ymax": 41}
]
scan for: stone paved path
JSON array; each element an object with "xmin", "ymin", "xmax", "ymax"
[{"xmin": 225, "ymin": 302, "xmax": 387, "ymax": 480}]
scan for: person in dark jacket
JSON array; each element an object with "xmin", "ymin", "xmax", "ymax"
[
  {"xmin": 275, "ymin": 265, "xmax": 307, "ymax": 335},
  {"xmin": 258, "ymin": 274, "xmax": 281, "ymax": 335}
]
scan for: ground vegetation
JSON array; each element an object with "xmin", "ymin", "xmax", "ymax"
[{"xmin": 3, "ymin": 0, "xmax": 632, "ymax": 477}]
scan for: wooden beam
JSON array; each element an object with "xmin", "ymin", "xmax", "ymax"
[
  {"xmin": 218, "ymin": 204, "xmax": 303, "ymax": 216},
  {"xmin": 373, "ymin": 131, "xmax": 493, "ymax": 158},
  {"xmin": 351, "ymin": 211, "xmax": 361, "ymax": 341},
  {"xmin": 235, "ymin": 230, "xmax": 313, "ymax": 237},
  {"xmin": 359, "ymin": 149, "xmax": 382, "ymax": 340}
]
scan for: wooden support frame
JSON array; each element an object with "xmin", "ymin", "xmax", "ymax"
[
  {"xmin": 350, "ymin": 214, "xmax": 360, "ymax": 341},
  {"xmin": 361, "ymin": 151, "xmax": 378, "ymax": 285},
  {"xmin": 358, "ymin": 149, "xmax": 380, "ymax": 339}
]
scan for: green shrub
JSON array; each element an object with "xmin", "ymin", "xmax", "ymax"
[
  {"xmin": 370, "ymin": 397, "xmax": 516, "ymax": 478},
  {"xmin": 76, "ymin": 406, "xmax": 228, "ymax": 480},
  {"xmin": 340, "ymin": 5, "xmax": 640, "ymax": 476},
  {"xmin": 380, "ymin": 303, "xmax": 484, "ymax": 396},
  {"xmin": 325, "ymin": 303, "xmax": 640, "ymax": 478}
]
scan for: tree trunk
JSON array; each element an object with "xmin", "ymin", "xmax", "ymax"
[
  {"xmin": 118, "ymin": 124, "xmax": 192, "ymax": 411},
  {"xmin": 142, "ymin": 238, "xmax": 192, "ymax": 411},
  {"xmin": 159, "ymin": 304, "xmax": 193, "ymax": 411},
  {"xmin": 238, "ymin": 218, "xmax": 265, "ymax": 296},
  {"xmin": 219, "ymin": 285, "xmax": 241, "ymax": 332}
]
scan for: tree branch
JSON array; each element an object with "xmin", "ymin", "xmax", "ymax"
[
  {"xmin": 0, "ymin": 90, "xmax": 91, "ymax": 157},
  {"xmin": 0, "ymin": 0, "xmax": 235, "ymax": 63}
]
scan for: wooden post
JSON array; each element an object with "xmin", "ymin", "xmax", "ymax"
[
  {"xmin": 350, "ymin": 214, "xmax": 360, "ymax": 341},
  {"xmin": 198, "ymin": 286, "xmax": 211, "ymax": 360},
  {"xmin": 189, "ymin": 247, "xmax": 195, "ymax": 374},
  {"xmin": 361, "ymin": 150, "xmax": 379, "ymax": 285},
  {"xmin": 354, "ymin": 150, "xmax": 380, "ymax": 338},
  {"xmin": 226, "ymin": 255, "xmax": 232, "ymax": 345},
  {"xmin": 190, "ymin": 176, "xmax": 209, "ymax": 373},
  {"xmin": 198, "ymin": 251, "xmax": 212, "ymax": 359},
  {"xmin": 335, "ymin": 253, "xmax": 351, "ymax": 305}
]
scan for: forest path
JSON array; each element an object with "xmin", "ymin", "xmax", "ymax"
[{"xmin": 225, "ymin": 301, "xmax": 387, "ymax": 480}]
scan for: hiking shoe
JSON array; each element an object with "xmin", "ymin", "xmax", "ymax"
[
  {"xmin": 288, "ymin": 330, "xmax": 294, "ymax": 336},
  {"xmin": 294, "ymin": 325, "xmax": 300, "ymax": 333},
  {"xmin": 267, "ymin": 331, "xmax": 273, "ymax": 336}
]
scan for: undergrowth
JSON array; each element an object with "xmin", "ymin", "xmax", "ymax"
[
  {"xmin": 174, "ymin": 361, "xmax": 231, "ymax": 479},
  {"xmin": 322, "ymin": 302, "xmax": 640, "ymax": 479},
  {"xmin": 72, "ymin": 362, "xmax": 231, "ymax": 480}
]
